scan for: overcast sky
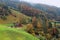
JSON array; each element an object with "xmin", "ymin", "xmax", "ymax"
[{"xmin": 20, "ymin": 0, "xmax": 60, "ymax": 7}]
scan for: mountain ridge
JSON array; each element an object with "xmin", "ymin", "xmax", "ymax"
[{"xmin": 0, "ymin": 0, "xmax": 60, "ymax": 21}]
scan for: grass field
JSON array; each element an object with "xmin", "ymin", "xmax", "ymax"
[{"xmin": 0, "ymin": 24, "xmax": 39, "ymax": 40}]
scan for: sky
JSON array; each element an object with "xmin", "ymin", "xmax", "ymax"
[{"xmin": 20, "ymin": 0, "xmax": 60, "ymax": 7}]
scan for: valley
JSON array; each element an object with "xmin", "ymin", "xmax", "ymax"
[{"xmin": 0, "ymin": 0, "xmax": 60, "ymax": 40}]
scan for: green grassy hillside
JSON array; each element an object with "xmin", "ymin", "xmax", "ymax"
[
  {"xmin": 0, "ymin": 9, "xmax": 31, "ymax": 24},
  {"xmin": 0, "ymin": 25, "xmax": 39, "ymax": 40}
]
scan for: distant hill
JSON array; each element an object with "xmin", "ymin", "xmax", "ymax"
[
  {"xmin": 0, "ymin": 0, "xmax": 20, "ymax": 10},
  {"xmin": 0, "ymin": 4, "xmax": 31, "ymax": 24},
  {"xmin": 0, "ymin": 0, "xmax": 60, "ymax": 21},
  {"xmin": 19, "ymin": 1, "xmax": 60, "ymax": 21}
]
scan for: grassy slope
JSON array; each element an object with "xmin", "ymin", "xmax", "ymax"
[
  {"xmin": 0, "ymin": 9, "xmax": 31, "ymax": 24},
  {"xmin": 0, "ymin": 25, "xmax": 39, "ymax": 40},
  {"xmin": 0, "ymin": 9, "xmax": 38, "ymax": 40}
]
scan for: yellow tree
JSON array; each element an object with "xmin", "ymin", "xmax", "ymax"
[
  {"xmin": 37, "ymin": 21, "xmax": 42, "ymax": 30},
  {"xmin": 26, "ymin": 24, "xmax": 35, "ymax": 36},
  {"xmin": 32, "ymin": 16, "xmax": 37, "ymax": 28}
]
